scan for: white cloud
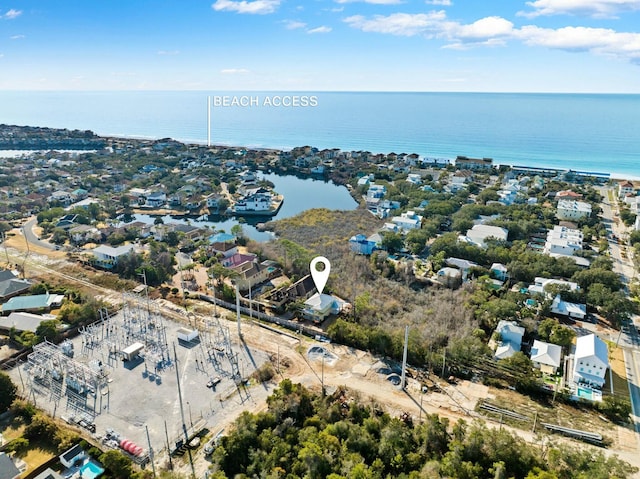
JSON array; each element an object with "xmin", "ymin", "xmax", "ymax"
[
  {"xmin": 212, "ymin": 0, "xmax": 280, "ymax": 15},
  {"xmin": 517, "ymin": 25, "xmax": 640, "ymax": 63},
  {"xmin": 344, "ymin": 9, "xmax": 640, "ymax": 65},
  {"xmin": 221, "ymin": 68, "xmax": 251, "ymax": 74},
  {"xmin": 0, "ymin": 53, "xmax": 4, "ymax": 58},
  {"xmin": 344, "ymin": 11, "xmax": 446, "ymax": 36},
  {"xmin": 283, "ymin": 20, "xmax": 306, "ymax": 29},
  {"xmin": 157, "ymin": 50, "xmax": 180, "ymax": 55},
  {"xmin": 307, "ymin": 26, "xmax": 332, "ymax": 34},
  {"xmin": 450, "ymin": 16, "xmax": 514, "ymax": 40},
  {"xmin": 336, "ymin": 0, "xmax": 403, "ymax": 4},
  {"xmin": 10, "ymin": 34, "xmax": 24, "ymax": 40},
  {"xmin": 425, "ymin": 0, "xmax": 451, "ymax": 5},
  {"xmin": 519, "ymin": 0, "xmax": 640, "ymax": 18},
  {"xmin": 331, "ymin": 7, "xmax": 345, "ymax": 12},
  {"xmin": 2, "ymin": 9, "xmax": 22, "ymax": 19}
]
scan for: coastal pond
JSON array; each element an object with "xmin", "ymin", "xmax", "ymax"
[{"xmin": 118, "ymin": 173, "xmax": 358, "ymax": 241}]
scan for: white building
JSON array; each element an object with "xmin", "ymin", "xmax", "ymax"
[
  {"xmin": 92, "ymin": 244, "xmax": 135, "ymax": 269},
  {"xmin": 618, "ymin": 180, "xmax": 635, "ymax": 199},
  {"xmin": 464, "ymin": 224, "xmax": 508, "ymax": 248},
  {"xmin": 391, "ymin": 211, "xmax": 423, "ymax": 231},
  {"xmin": 544, "ymin": 226, "xmax": 583, "ymax": 256},
  {"xmin": 551, "ymin": 295, "xmax": 586, "ymax": 320},
  {"xmin": 493, "ymin": 320, "xmax": 525, "ymax": 360},
  {"xmin": 528, "ymin": 277, "xmax": 579, "ymax": 295},
  {"xmin": 572, "ymin": 334, "xmax": 609, "ymax": 389},
  {"xmin": 556, "ymin": 200, "xmax": 592, "ymax": 221},
  {"xmin": 530, "ymin": 340, "xmax": 562, "ymax": 375}
]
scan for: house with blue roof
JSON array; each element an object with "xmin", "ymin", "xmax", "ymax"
[{"xmin": 349, "ymin": 234, "xmax": 377, "ymax": 255}]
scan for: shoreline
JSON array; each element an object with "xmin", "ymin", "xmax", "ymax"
[{"xmin": 1, "ymin": 132, "xmax": 639, "ymax": 181}]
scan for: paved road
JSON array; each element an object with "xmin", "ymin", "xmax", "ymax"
[
  {"xmin": 600, "ymin": 186, "xmax": 640, "ymax": 447},
  {"xmin": 21, "ymin": 217, "xmax": 57, "ymax": 250}
]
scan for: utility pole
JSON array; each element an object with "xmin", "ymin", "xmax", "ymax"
[
  {"xmin": 164, "ymin": 420, "xmax": 173, "ymax": 470},
  {"xmin": 173, "ymin": 343, "xmax": 196, "ymax": 479},
  {"xmin": 145, "ymin": 424, "xmax": 157, "ymax": 478},
  {"xmin": 401, "ymin": 325, "xmax": 409, "ymax": 390},
  {"xmin": 441, "ymin": 347, "xmax": 446, "ymax": 379},
  {"xmin": 235, "ymin": 283, "xmax": 242, "ymax": 339}
]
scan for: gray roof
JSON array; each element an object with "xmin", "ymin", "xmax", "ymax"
[
  {"xmin": 0, "ymin": 277, "xmax": 31, "ymax": 299},
  {"xmin": 0, "ymin": 312, "xmax": 51, "ymax": 333},
  {"xmin": 33, "ymin": 469, "xmax": 64, "ymax": 479},
  {"xmin": 0, "ymin": 452, "xmax": 20, "ymax": 479}
]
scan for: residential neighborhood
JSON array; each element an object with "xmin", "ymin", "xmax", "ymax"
[{"xmin": 1, "ymin": 127, "xmax": 640, "ymax": 478}]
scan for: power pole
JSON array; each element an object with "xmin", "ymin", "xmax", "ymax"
[
  {"xmin": 235, "ymin": 283, "xmax": 242, "ymax": 338},
  {"xmin": 401, "ymin": 326, "xmax": 409, "ymax": 390},
  {"xmin": 145, "ymin": 424, "xmax": 156, "ymax": 478},
  {"xmin": 173, "ymin": 343, "xmax": 196, "ymax": 479}
]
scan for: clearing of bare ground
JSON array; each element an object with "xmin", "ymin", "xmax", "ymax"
[{"xmin": 252, "ymin": 207, "xmax": 479, "ymax": 362}]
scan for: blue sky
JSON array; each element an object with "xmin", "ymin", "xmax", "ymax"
[{"xmin": 1, "ymin": 0, "xmax": 640, "ymax": 92}]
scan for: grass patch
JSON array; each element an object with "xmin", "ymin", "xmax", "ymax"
[
  {"xmin": 607, "ymin": 343, "xmax": 630, "ymax": 397},
  {"xmin": 0, "ymin": 416, "xmax": 26, "ymax": 442}
]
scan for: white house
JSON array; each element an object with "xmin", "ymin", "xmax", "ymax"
[
  {"xmin": 490, "ymin": 263, "xmax": 508, "ymax": 281},
  {"xmin": 302, "ymin": 293, "xmax": 342, "ymax": 323},
  {"xmin": 556, "ymin": 200, "xmax": 592, "ymax": 221},
  {"xmin": 551, "ymin": 294, "xmax": 586, "ymax": 320},
  {"xmin": 528, "ymin": 277, "xmax": 579, "ymax": 295},
  {"xmin": 391, "ymin": 211, "xmax": 423, "ymax": 231},
  {"xmin": 572, "ymin": 334, "xmax": 609, "ymax": 389},
  {"xmin": 493, "ymin": 320, "xmax": 525, "ymax": 360},
  {"xmin": 618, "ymin": 180, "xmax": 635, "ymax": 199},
  {"xmin": 530, "ymin": 340, "xmax": 562, "ymax": 374},
  {"xmin": 92, "ymin": 244, "xmax": 135, "ymax": 269},
  {"xmin": 445, "ymin": 257, "xmax": 478, "ymax": 281},
  {"xmin": 406, "ymin": 173, "xmax": 422, "ymax": 185},
  {"xmin": 59, "ymin": 444, "xmax": 85, "ymax": 468},
  {"xmin": 544, "ymin": 226, "xmax": 583, "ymax": 256},
  {"xmin": 464, "ymin": 224, "xmax": 508, "ymax": 248}
]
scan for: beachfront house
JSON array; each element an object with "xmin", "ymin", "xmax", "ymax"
[
  {"xmin": 556, "ymin": 200, "xmax": 592, "ymax": 221},
  {"xmin": 572, "ymin": 334, "xmax": 609, "ymax": 389},
  {"xmin": 618, "ymin": 180, "xmax": 635, "ymax": 199},
  {"xmin": 454, "ymin": 156, "xmax": 493, "ymax": 170},
  {"xmin": 530, "ymin": 340, "xmax": 562, "ymax": 375}
]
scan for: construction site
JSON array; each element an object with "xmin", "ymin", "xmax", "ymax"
[{"xmin": 7, "ymin": 292, "xmax": 271, "ymax": 467}]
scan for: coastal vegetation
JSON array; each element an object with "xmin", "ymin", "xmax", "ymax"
[{"xmin": 207, "ymin": 380, "xmax": 637, "ymax": 479}]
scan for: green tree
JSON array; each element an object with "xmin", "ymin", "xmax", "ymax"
[
  {"xmin": 100, "ymin": 450, "xmax": 134, "ymax": 479},
  {"xmin": 380, "ymin": 232, "xmax": 404, "ymax": 254},
  {"xmin": 0, "ymin": 372, "xmax": 17, "ymax": 413}
]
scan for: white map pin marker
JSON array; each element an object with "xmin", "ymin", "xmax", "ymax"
[{"xmin": 310, "ymin": 256, "xmax": 331, "ymax": 295}]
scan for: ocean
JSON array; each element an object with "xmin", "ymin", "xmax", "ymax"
[{"xmin": 1, "ymin": 91, "xmax": 639, "ymax": 178}]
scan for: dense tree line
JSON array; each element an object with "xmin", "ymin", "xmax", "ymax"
[{"xmin": 207, "ymin": 380, "xmax": 636, "ymax": 479}]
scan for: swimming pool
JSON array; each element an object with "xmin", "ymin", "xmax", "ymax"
[
  {"xmin": 79, "ymin": 459, "xmax": 104, "ymax": 479},
  {"xmin": 577, "ymin": 386, "xmax": 595, "ymax": 400}
]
